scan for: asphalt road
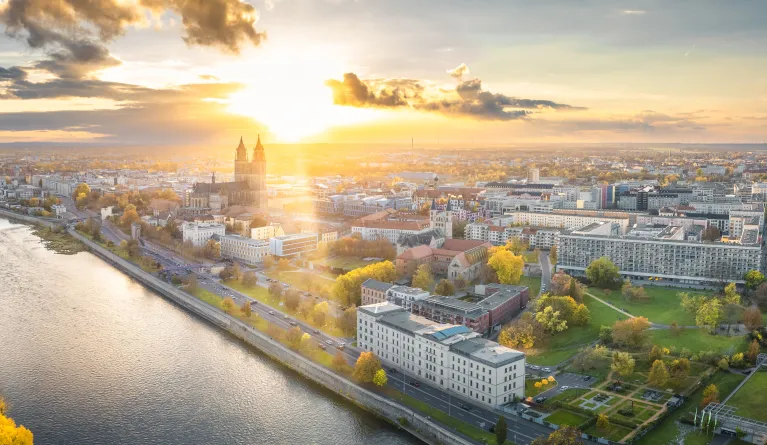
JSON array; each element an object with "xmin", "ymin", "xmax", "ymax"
[{"xmin": 539, "ymin": 251, "xmax": 551, "ymax": 296}]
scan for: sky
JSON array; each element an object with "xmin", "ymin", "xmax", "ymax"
[{"xmin": 0, "ymin": 0, "xmax": 766, "ymax": 146}]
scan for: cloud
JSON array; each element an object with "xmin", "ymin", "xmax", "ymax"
[
  {"xmin": 0, "ymin": 0, "xmax": 266, "ymax": 82},
  {"xmin": 621, "ymin": 10, "xmax": 646, "ymax": 15},
  {"xmin": 325, "ymin": 65, "xmax": 584, "ymax": 121},
  {"xmin": 447, "ymin": 63, "xmax": 469, "ymax": 80},
  {"xmin": 536, "ymin": 110, "xmax": 708, "ymax": 134}
]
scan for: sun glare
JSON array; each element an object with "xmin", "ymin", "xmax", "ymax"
[{"xmin": 225, "ymin": 44, "xmax": 382, "ymax": 142}]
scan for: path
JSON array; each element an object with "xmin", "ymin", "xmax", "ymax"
[
  {"xmin": 584, "ymin": 291, "xmax": 636, "ymax": 319},
  {"xmin": 721, "ymin": 357, "xmax": 766, "ymax": 404}
]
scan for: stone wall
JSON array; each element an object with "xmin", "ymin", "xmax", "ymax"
[{"xmin": 68, "ymin": 228, "xmax": 474, "ymax": 445}]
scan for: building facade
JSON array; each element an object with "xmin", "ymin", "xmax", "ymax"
[
  {"xmin": 358, "ymin": 303, "xmax": 525, "ymax": 408},
  {"xmin": 182, "ymin": 222, "xmax": 226, "ymax": 247},
  {"xmin": 220, "ymin": 235, "xmax": 269, "ymax": 264},
  {"xmin": 269, "ymin": 233, "xmax": 318, "ymax": 257}
]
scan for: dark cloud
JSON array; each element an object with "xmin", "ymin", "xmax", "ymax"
[
  {"xmin": 0, "ymin": 0, "xmax": 265, "ymax": 82},
  {"xmin": 0, "ymin": 66, "xmax": 27, "ymax": 80},
  {"xmin": 326, "ymin": 65, "xmax": 584, "ymax": 121},
  {"xmin": 535, "ymin": 111, "xmax": 708, "ymax": 134}
]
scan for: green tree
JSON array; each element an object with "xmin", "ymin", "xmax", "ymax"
[
  {"xmin": 647, "ymin": 360, "xmax": 669, "ymax": 387},
  {"xmin": 434, "ymin": 279, "xmax": 456, "ymax": 296},
  {"xmin": 535, "ymin": 306, "xmax": 568, "ymax": 333},
  {"xmin": 585, "ymin": 257, "xmax": 619, "ymax": 287},
  {"xmin": 611, "ymin": 352, "xmax": 635, "ymax": 379},
  {"xmin": 717, "ymin": 357, "xmax": 729, "ymax": 370},
  {"xmin": 495, "ymin": 415, "xmax": 507, "ymax": 445},
  {"xmin": 487, "ymin": 248, "xmax": 525, "ymax": 285},
  {"xmin": 412, "ymin": 264, "xmax": 434, "ymax": 291},
  {"xmin": 744, "ymin": 270, "xmax": 765, "ymax": 290},
  {"xmin": 353, "ymin": 351, "xmax": 382, "ymax": 383},
  {"xmin": 696, "ymin": 298, "xmax": 722, "ymax": 333},
  {"xmin": 373, "ymin": 369, "xmax": 388, "ymax": 387},
  {"xmin": 599, "ymin": 325, "xmax": 613, "ymax": 344}
]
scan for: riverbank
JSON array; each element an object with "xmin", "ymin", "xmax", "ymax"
[{"xmin": 65, "ymin": 228, "xmax": 471, "ymax": 445}]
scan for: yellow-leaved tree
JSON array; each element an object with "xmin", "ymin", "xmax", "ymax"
[
  {"xmin": 487, "ymin": 248, "xmax": 524, "ymax": 285},
  {"xmin": 353, "ymin": 351, "xmax": 382, "ymax": 383},
  {"xmin": 0, "ymin": 397, "xmax": 33, "ymax": 445}
]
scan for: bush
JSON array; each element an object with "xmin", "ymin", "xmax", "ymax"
[{"xmin": 398, "ymin": 417, "xmax": 409, "ymax": 427}]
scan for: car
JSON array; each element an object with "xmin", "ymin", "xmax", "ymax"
[
  {"xmin": 530, "ymin": 365, "xmax": 540, "ymax": 370},
  {"xmin": 268, "ymin": 311, "xmax": 275, "ymax": 315},
  {"xmin": 336, "ymin": 344, "xmax": 345, "ymax": 350},
  {"xmin": 326, "ymin": 340, "xmax": 333, "ymax": 346},
  {"xmin": 534, "ymin": 396, "xmax": 547, "ymax": 403},
  {"xmin": 543, "ymin": 367, "xmax": 552, "ymax": 372},
  {"xmin": 303, "ymin": 292, "xmax": 311, "ymax": 297},
  {"xmin": 409, "ymin": 381, "xmax": 420, "ymax": 388},
  {"xmin": 318, "ymin": 344, "xmax": 326, "ymax": 350},
  {"xmin": 460, "ymin": 404, "xmax": 471, "ymax": 411},
  {"xmin": 289, "ymin": 321, "xmax": 297, "ymax": 326},
  {"xmin": 250, "ymin": 301, "xmax": 258, "ymax": 306},
  {"xmin": 561, "ymin": 386, "xmax": 570, "ymax": 390},
  {"xmin": 282, "ymin": 284, "xmax": 290, "ymax": 289},
  {"xmin": 313, "ymin": 329, "xmax": 320, "ymax": 334},
  {"xmin": 583, "ymin": 376, "xmax": 591, "ymax": 381},
  {"xmin": 389, "ymin": 368, "xmax": 397, "ymax": 373},
  {"xmin": 283, "ymin": 314, "xmax": 289, "ymax": 320}
]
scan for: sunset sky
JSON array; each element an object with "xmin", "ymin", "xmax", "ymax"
[{"xmin": 1, "ymin": 0, "xmax": 765, "ymax": 146}]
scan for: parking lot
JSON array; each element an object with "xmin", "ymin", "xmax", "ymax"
[{"xmin": 534, "ymin": 372, "xmax": 596, "ymax": 400}]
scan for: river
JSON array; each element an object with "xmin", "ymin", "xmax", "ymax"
[{"xmin": 0, "ymin": 218, "xmax": 421, "ymax": 445}]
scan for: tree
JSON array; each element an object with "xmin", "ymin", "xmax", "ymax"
[
  {"xmin": 453, "ymin": 277, "xmax": 468, "ymax": 290},
  {"xmin": 498, "ymin": 314, "xmax": 540, "ymax": 349},
  {"xmin": 531, "ymin": 426, "xmax": 583, "ymax": 445},
  {"xmin": 611, "ymin": 352, "xmax": 635, "ymax": 379},
  {"xmin": 701, "ymin": 226, "xmax": 721, "ymax": 242},
  {"xmin": 487, "ymin": 248, "xmax": 525, "ymax": 285},
  {"xmin": 573, "ymin": 345, "xmax": 610, "ymax": 372},
  {"xmin": 599, "ymin": 325, "xmax": 613, "ymax": 344},
  {"xmin": 621, "ymin": 279, "xmax": 649, "ymax": 302},
  {"xmin": 648, "ymin": 345, "xmax": 665, "ymax": 364},
  {"xmin": 277, "ymin": 258, "xmax": 291, "ymax": 270},
  {"xmin": 120, "ymin": 204, "xmax": 140, "ymax": 227},
  {"xmin": 571, "ymin": 304, "xmax": 591, "ymax": 326},
  {"xmin": 434, "ymin": 279, "xmax": 456, "ymax": 296},
  {"xmin": 535, "ymin": 306, "xmax": 568, "ymax": 333},
  {"xmin": 670, "ymin": 320, "xmax": 682, "ymax": 337},
  {"xmin": 723, "ymin": 303, "xmax": 743, "ymax": 335},
  {"xmin": 647, "ymin": 360, "xmax": 669, "ymax": 387},
  {"xmin": 268, "ymin": 282, "xmax": 283, "ymax": 299},
  {"xmin": 722, "ymin": 282, "xmax": 741, "ymax": 305},
  {"xmin": 203, "ymin": 239, "xmax": 220, "ymax": 259},
  {"xmin": 240, "ymin": 300, "xmax": 252, "ymax": 318},
  {"xmin": 331, "ymin": 261, "xmax": 396, "ymax": 306},
  {"xmin": 495, "ymin": 415, "xmax": 507, "ymax": 445},
  {"xmin": 242, "ymin": 271, "xmax": 258, "ymax": 288},
  {"xmin": 507, "ymin": 237, "xmax": 529, "ymax": 255},
  {"xmin": 263, "ymin": 256, "xmax": 274, "ymax": 269},
  {"xmin": 549, "ymin": 245, "xmax": 557, "ymax": 265},
  {"xmin": 338, "ymin": 307, "xmax": 358, "ymax": 336},
  {"xmin": 332, "ymin": 351, "xmax": 348, "ymax": 372},
  {"xmin": 744, "ymin": 306, "xmax": 763, "ymax": 331},
  {"xmin": 746, "ymin": 339, "xmax": 760, "ymax": 364},
  {"xmin": 353, "ymin": 351, "xmax": 382, "ymax": 383},
  {"xmin": 0, "ymin": 398, "xmax": 33, "ymax": 445},
  {"xmin": 670, "ymin": 358, "xmax": 691, "ymax": 383},
  {"xmin": 222, "ymin": 297, "xmax": 235, "ymax": 313},
  {"xmin": 373, "ymin": 369, "xmax": 388, "ymax": 387},
  {"xmin": 183, "ymin": 274, "xmax": 199, "ymax": 293},
  {"xmin": 701, "ymin": 384, "xmax": 719, "ymax": 408},
  {"xmin": 73, "ymin": 182, "xmax": 91, "ymax": 206},
  {"xmin": 696, "ymin": 299, "xmax": 722, "ymax": 333},
  {"xmin": 312, "ymin": 301, "xmax": 329, "ymax": 326},
  {"xmin": 717, "ymin": 357, "xmax": 729, "ymax": 370},
  {"xmin": 585, "ymin": 257, "xmax": 619, "ymax": 288},
  {"xmin": 299, "ymin": 333, "xmax": 313, "ymax": 353},
  {"xmin": 731, "ymin": 353, "xmax": 746, "ymax": 368},
  {"xmin": 286, "ymin": 326, "xmax": 303, "ymax": 349},
  {"xmin": 284, "ymin": 289, "xmax": 301, "ymax": 312},
  {"xmin": 744, "ymin": 270, "xmax": 765, "ymax": 290},
  {"xmin": 568, "ymin": 277, "xmax": 583, "ymax": 303},
  {"xmin": 412, "ymin": 264, "xmax": 434, "ymax": 291},
  {"xmin": 596, "ymin": 413, "xmax": 610, "ymax": 431},
  {"xmin": 680, "ymin": 292, "xmax": 707, "ymax": 314},
  {"xmin": 612, "ymin": 317, "xmax": 652, "ymax": 349}
]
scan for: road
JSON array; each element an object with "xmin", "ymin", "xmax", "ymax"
[{"xmin": 539, "ymin": 251, "xmax": 551, "ymax": 296}]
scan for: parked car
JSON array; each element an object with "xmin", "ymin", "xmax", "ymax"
[
  {"xmin": 543, "ymin": 367, "xmax": 552, "ymax": 372},
  {"xmin": 534, "ymin": 396, "xmax": 547, "ymax": 403},
  {"xmin": 289, "ymin": 321, "xmax": 297, "ymax": 326},
  {"xmin": 561, "ymin": 386, "xmax": 570, "ymax": 390},
  {"xmin": 460, "ymin": 404, "xmax": 471, "ymax": 411},
  {"xmin": 283, "ymin": 314, "xmax": 289, "ymax": 320},
  {"xmin": 313, "ymin": 329, "xmax": 320, "ymax": 334},
  {"xmin": 268, "ymin": 310, "xmax": 275, "ymax": 315},
  {"xmin": 409, "ymin": 381, "xmax": 420, "ymax": 388},
  {"xmin": 326, "ymin": 340, "xmax": 334, "ymax": 346}
]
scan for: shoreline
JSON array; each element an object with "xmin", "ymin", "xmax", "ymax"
[{"xmin": 0, "ymin": 211, "xmax": 473, "ymax": 445}]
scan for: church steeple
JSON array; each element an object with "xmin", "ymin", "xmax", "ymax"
[
  {"xmin": 236, "ymin": 136, "xmax": 248, "ymax": 161},
  {"xmin": 252, "ymin": 134, "xmax": 266, "ymax": 163},
  {"xmin": 212, "ymin": 171, "xmax": 216, "ymax": 185}
]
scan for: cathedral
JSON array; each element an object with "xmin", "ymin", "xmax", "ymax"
[{"xmin": 188, "ymin": 136, "xmax": 268, "ymax": 211}]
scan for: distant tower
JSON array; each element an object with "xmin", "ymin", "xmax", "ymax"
[
  {"xmin": 250, "ymin": 135, "xmax": 267, "ymax": 210},
  {"xmin": 527, "ymin": 168, "xmax": 540, "ymax": 184},
  {"xmin": 211, "ymin": 171, "xmax": 216, "ymax": 185},
  {"xmin": 234, "ymin": 136, "xmax": 251, "ymax": 183},
  {"xmin": 430, "ymin": 198, "xmax": 453, "ymax": 239}
]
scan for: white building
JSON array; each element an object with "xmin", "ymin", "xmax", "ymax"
[
  {"xmin": 182, "ymin": 222, "xmax": 226, "ymax": 247},
  {"xmin": 269, "ymin": 233, "xmax": 318, "ymax": 257},
  {"xmin": 51, "ymin": 204, "xmax": 67, "ymax": 218},
  {"xmin": 251, "ymin": 223, "xmax": 285, "ymax": 241},
  {"xmin": 527, "ymin": 168, "xmax": 539, "ymax": 184},
  {"xmin": 100, "ymin": 206, "xmax": 114, "ymax": 220},
  {"xmin": 358, "ymin": 303, "xmax": 525, "ymax": 408},
  {"xmin": 220, "ymin": 235, "xmax": 269, "ymax": 264}
]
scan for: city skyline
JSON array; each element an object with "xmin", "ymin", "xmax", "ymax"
[{"xmin": 1, "ymin": 0, "xmax": 766, "ymax": 146}]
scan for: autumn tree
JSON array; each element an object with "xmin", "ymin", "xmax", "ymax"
[
  {"xmin": 696, "ymin": 299, "xmax": 722, "ymax": 333},
  {"xmin": 621, "ymin": 279, "xmax": 649, "ymax": 302},
  {"xmin": 701, "ymin": 384, "xmax": 719, "ymax": 408},
  {"xmin": 647, "ymin": 360, "xmax": 669, "ymax": 387},
  {"xmin": 648, "ymin": 345, "xmax": 668, "ymax": 364},
  {"xmin": 718, "ymin": 357, "xmax": 729, "ymax": 370},
  {"xmin": 585, "ymin": 257, "xmax": 619, "ymax": 288},
  {"xmin": 240, "ymin": 300, "xmax": 252, "ymax": 318},
  {"xmin": 744, "ymin": 270, "xmax": 765, "ymax": 290},
  {"xmin": 549, "ymin": 245, "xmax": 557, "ymax": 265},
  {"xmin": 596, "ymin": 413, "xmax": 610, "ymax": 431},
  {"xmin": 531, "ymin": 426, "xmax": 583, "ymax": 445},
  {"xmin": 203, "ymin": 239, "xmax": 221, "ymax": 259},
  {"xmin": 573, "ymin": 345, "xmax": 610, "ymax": 372},
  {"xmin": 263, "ymin": 256, "xmax": 274, "ymax": 269},
  {"xmin": 611, "ymin": 317, "xmax": 651, "ymax": 349},
  {"xmin": 536, "ymin": 306, "xmax": 568, "ymax": 333},
  {"xmin": 746, "ymin": 340, "xmax": 760, "ymax": 365},
  {"xmin": 373, "ymin": 369, "xmax": 388, "ymax": 387},
  {"xmin": 744, "ymin": 305, "xmax": 763, "ymax": 331},
  {"xmin": 331, "ymin": 261, "xmax": 396, "ymax": 306},
  {"xmin": 268, "ymin": 282, "xmax": 283, "ymax": 299},
  {"xmin": 222, "ymin": 297, "xmax": 235, "ymax": 313},
  {"xmin": 611, "ymin": 352, "xmax": 635, "ymax": 380},
  {"xmin": 506, "ymin": 237, "xmax": 529, "ymax": 255},
  {"xmin": 701, "ymin": 226, "xmax": 721, "ymax": 242},
  {"xmin": 353, "ymin": 351, "xmax": 382, "ymax": 383},
  {"xmin": 453, "ymin": 276, "xmax": 468, "ymax": 290},
  {"xmin": 487, "ymin": 248, "xmax": 525, "ymax": 285},
  {"xmin": 0, "ymin": 397, "xmax": 33, "ymax": 445},
  {"xmin": 286, "ymin": 326, "xmax": 303, "ymax": 349},
  {"xmin": 120, "ymin": 203, "xmax": 140, "ymax": 227},
  {"xmin": 284, "ymin": 289, "xmax": 301, "ymax": 312},
  {"xmin": 332, "ymin": 351, "xmax": 348, "ymax": 372},
  {"xmin": 312, "ymin": 301, "xmax": 329, "ymax": 326},
  {"xmin": 338, "ymin": 306, "xmax": 358, "ymax": 336},
  {"xmin": 412, "ymin": 264, "xmax": 434, "ymax": 291},
  {"xmin": 277, "ymin": 258, "xmax": 291, "ymax": 270},
  {"xmin": 434, "ymin": 279, "xmax": 456, "ymax": 296},
  {"xmin": 722, "ymin": 282, "xmax": 741, "ymax": 305},
  {"xmin": 242, "ymin": 271, "xmax": 258, "ymax": 288},
  {"xmin": 669, "ymin": 358, "xmax": 691, "ymax": 385},
  {"xmin": 183, "ymin": 274, "xmax": 199, "ymax": 293}
]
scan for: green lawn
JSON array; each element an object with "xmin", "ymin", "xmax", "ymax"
[
  {"xmin": 587, "ymin": 286, "xmax": 713, "ymax": 326},
  {"xmin": 636, "ymin": 372, "xmax": 744, "ymax": 445},
  {"xmin": 519, "ymin": 276, "xmax": 541, "ymax": 297},
  {"xmin": 265, "ymin": 269, "xmax": 335, "ymax": 295},
  {"xmin": 545, "ymin": 409, "xmax": 590, "ymax": 427},
  {"xmin": 727, "ymin": 371, "xmax": 767, "ymax": 422},
  {"xmin": 391, "ymin": 393, "xmax": 508, "ymax": 445},
  {"xmin": 525, "ymin": 378, "xmax": 556, "ymax": 396},
  {"xmin": 313, "ymin": 255, "xmax": 383, "ymax": 272},
  {"xmin": 648, "ymin": 329, "xmax": 749, "ymax": 355},
  {"xmin": 583, "ymin": 423, "xmax": 634, "ymax": 442},
  {"xmin": 527, "ymin": 294, "xmax": 623, "ymax": 366}
]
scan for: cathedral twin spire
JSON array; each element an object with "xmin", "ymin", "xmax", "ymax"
[{"xmin": 235, "ymin": 135, "xmax": 265, "ymax": 162}]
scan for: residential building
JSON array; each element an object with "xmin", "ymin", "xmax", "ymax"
[
  {"xmin": 358, "ymin": 303, "xmax": 525, "ymax": 408},
  {"xmin": 269, "ymin": 233, "xmax": 318, "ymax": 257},
  {"xmin": 251, "ymin": 223, "xmax": 285, "ymax": 240},
  {"xmin": 527, "ymin": 168, "xmax": 540, "ymax": 184},
  {"xmin": 182, "ymin": 222, "xmax": 226, "ymax": 247},
  {"xmin": 51, "ymin": 204, "xmax": 66, "ymax": 218},
  {"xmin": 220, "ymin": 234, "xmax": 269, "ymax": 264},
  {"xmin": 397, "ymin": 238, "xmax": 492, "ymax": 282},
  {"xmin": 361, "ymin": 278, "xmax": 394, "ymax": 305}
]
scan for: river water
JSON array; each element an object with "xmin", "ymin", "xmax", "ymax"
[{"xmin": 0, "ymin": 218, "xmax": 421, "ymax": 445}]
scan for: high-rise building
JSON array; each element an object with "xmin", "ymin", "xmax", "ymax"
[{"xmin": 527, "ymin": 168, "xmax": 540, "ymax": 184}]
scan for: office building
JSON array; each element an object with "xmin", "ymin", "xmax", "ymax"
[
  {"xmin": 220, "ymin": 235, "xmax": 269, "ymax": 264},
  {"xmin": 182, "ymin": 222, "xmax": 226, "ymax": 247},
  {"xmin": 269, "ymin": 233, "xmax": 318, "ymax": 257}
]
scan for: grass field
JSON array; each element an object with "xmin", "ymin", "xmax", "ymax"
[
  {"xmin": 265, "ymin": 269, "xmax": 335, "ymax": 295},
  {"xmin": 545, "ymin": 409, "xmax": 590, "ymax": 427},
  {"xmin": 727, "ymin": 371, "xmax": 767, "ymax": 422},
  {"xmin": 519, "ymin": 276, "xmax": 541, "ymax": 297},
  {"xmin": 587, "ymin": 286, "xmax": 713, "ymax": 326},
  {"xmin": 583, "ymin": 423, "xmax": 634, "ymax": 442},
  {"xmin": 648, "ymin": 329, "xmax": 749, "ymax": 355},
  {"xmin": 527, "ymin": 294, "xmax": 623, "ymax": 365},
  {"xmin": 313, "ymin": 255, "xmax": 384, "ymax": 272},
  {"xmin": 636, "ymin": 372, "xmax": 744, "ymax": 445},
  {"xmin": 525, "ymin": 378, "xmax": 556, "ymax": 397}
]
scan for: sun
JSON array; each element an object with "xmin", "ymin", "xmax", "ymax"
[{"xmin": 225, "ymin": 44, "xmax": 382, "ymax": 142}]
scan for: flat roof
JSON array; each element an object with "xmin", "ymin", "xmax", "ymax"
[{"xmin": 450, "ymin": 337, "xmax": 524, "ymax": 368}]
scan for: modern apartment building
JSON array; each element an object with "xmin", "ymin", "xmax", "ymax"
[
  {"xmin": 219, "ymin": 234, "xmax": 269, "ymax": 264},
  {"xmin": 269, "ymin": 233, "xmax": 318, "ymax": 257},
  {"xmin": 358, "ymin": 303, "xmax": 525, "ymax": 408},
  {"xmin": 557, "ymin": 222, "xmax": 763, "ymax": 285},
  {"xmin": 182, "ymin": 222, "xmax": 226, "ymax": 247}
]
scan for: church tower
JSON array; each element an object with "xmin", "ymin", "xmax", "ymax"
[
  {"xmin": 234, "ymin": 136, "xmax": 251, "ymax": 182},
  {"xmin": 430, "ymin": 198, "xmax": 453, "ymax": 239},
  {"xmin": 250, "ymin": 135, "xmax": 267, "ymax": 210}
]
